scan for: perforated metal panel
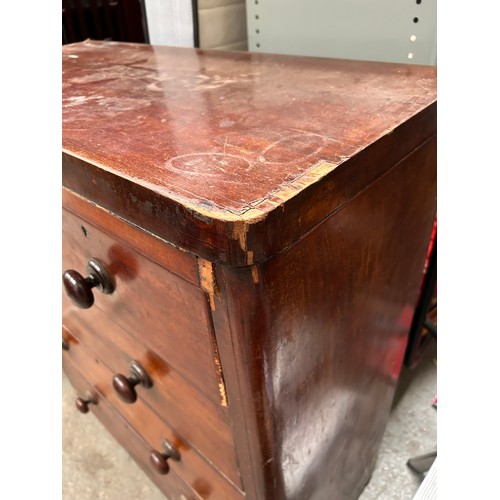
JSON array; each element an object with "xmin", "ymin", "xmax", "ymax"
[{"xmin": 247, "ymin": 0, "xmax": 436, "ymax": 65}]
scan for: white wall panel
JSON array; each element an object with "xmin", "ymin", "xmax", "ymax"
[
  {"xmin": 145, "ymin": 0, "xmax": 195, "ymax": 47},
  {"xmin": 247, "ymin": 0, "xmax": 436, "ymax": 65},
  {"xmin": 198, "ymin": 0, "xmax": 248, "ymax": 50}
]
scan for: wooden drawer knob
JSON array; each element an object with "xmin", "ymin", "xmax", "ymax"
[
  {"xmin": 112, "ymin": 360, "xmax": 152, "ymax": 404},
  {"xmin": 75, "ymin": 391, "xmax": 97, "ymax": 413},
  {"xmin": 150, "ymin": 439, "xmax": 180, "ymax": 475},
  {"xmin": 62, "ymin": 257, "xmax": 115, "ymax": 309}
]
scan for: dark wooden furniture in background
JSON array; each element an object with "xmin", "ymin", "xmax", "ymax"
[
  {"xmin": 62, "ymin": 0, "xmax": 148, "ymax": 45},
  {"xmin": 62, "ymin": 40, "xmax": 437, "ymax": 499}
]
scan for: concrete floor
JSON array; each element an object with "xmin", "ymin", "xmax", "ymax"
[
  {"xmin": 62, "ymin": 342, "xmax": 436, "ymax": 500},
  {"xmin": 359, "ymin": 343, "xmax": 437, "ymax": 500}
]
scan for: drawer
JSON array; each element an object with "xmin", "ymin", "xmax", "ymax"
[
  {"xmin": 62, "ymin": 203, "xmax": 226, "ymax": 408},
  {"xmin": 63, "ymin": 343, "xmax": 244, "ymax": 499},
  {"xmin": 62, "ymin": 319, "xmax": 241, "ymax": 489},
  {"xmin": 63, "ymin": 356, "xmax": 202, "ymax": 500}
]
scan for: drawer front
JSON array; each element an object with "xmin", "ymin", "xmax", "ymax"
[
  {"xmin": 62, "ymin": 320, "xmax": 241, "ymax": 489},
  {"xmin": 64, "ymin": 356, "xmax": 203, "ymax": 500},
  {"xmin": 63, "ymin": 343, "xmax": 243, "ymax": 499},
  {"xmin": 62, "ymin": 206, "xmax": 224, "ymax": 407}
]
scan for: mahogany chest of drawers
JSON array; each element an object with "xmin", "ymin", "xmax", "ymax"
[{"xmin": 62, "ymin": 40, "xmax": 436, "ymax": 499}]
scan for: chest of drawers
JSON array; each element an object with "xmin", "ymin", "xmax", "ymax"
[{"xmin": 62, "ymin": 40, "xmax": 436, "ymax": 499}]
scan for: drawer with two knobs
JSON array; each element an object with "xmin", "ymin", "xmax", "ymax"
[
  {"xmin": 62, "ymin": 190, "xmax": 243, "ymax": 497},
  {"xmin": 62, "ymin": 311, "xmax": 241, "ymax": 489},
  {"xmin": 63, "ymin": 348, "xmax": 242, "ymax": 499},
  {"xmin": 62, "ymin": 193, "xmax": 226, "ymax": 409}
]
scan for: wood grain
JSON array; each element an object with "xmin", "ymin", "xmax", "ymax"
[
  {"xmin": 62, "ymin": 40, "xmax": 436, "ymax": 266},
  {"xmin": 63, "ymin": 355, "xmax": 207, "ymax": 500},
  {"xmin": 62, "ymin": 207, "xmax": 223, "ymax": 403},
  {"xmin": 61, "ymin": 307, "xmax": 241, "ymax": 487},
  {"xmin": 213, "ymin": 137, "xmax": 437, "ymax": 499},
  {"xmin": 63, "ymin": 339, "xmax": 243, "ymax": 498},
  {"xmin": 62, "ymin": 41, "xmax": 438, "ymax": 499},
  {"xmin": 62, "ymin": 187, "xmax": 200, "ymax": 286}
]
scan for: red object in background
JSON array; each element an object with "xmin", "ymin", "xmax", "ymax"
[
  {"xmin": 423, "ymin": 219, "xmax": 437, "ymax": 276},
  {"xmin": 404, "ymin": 218, "xmax": 437, "ymax": 368}
]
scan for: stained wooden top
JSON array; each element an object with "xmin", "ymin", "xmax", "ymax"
[{"xmin": 62, "ymin": 40, "xmax": 436, "ymax": 266}]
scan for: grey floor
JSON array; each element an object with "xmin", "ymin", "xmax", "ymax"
[{"xmin": 62, "ymin": 342, "xmax": 437, "ymax": 500}]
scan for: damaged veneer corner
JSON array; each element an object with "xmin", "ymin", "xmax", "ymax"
[
  {"xmin": 198, "ymin": 258, "xmax": 221, "ymax": 311},
  {"xmin": 231, "ymin": 220, "xmax": 255, "ymax": 266},
  {"xmin": 227, "ymin": 160, "xmax": 339, "ymax": 265},
  {"xmin": 175, "ymin": 160, "xmax": 340, "ymax": 266},
  {"xmin": 197, "ymin": 258, "xmax": 228, "ymax": 407}
]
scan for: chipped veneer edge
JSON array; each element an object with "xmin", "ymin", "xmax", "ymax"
[
  {"xmin": 198, "ymin": 258, "xmax": 220, "ymax": 311},
  {"xmin": 212, "ymin": 347, "xmax": 229, "ymax": 408},
  {"xmin": 63, "ymin": 148, "xmax": 340, "ymax": 262},
  {"xmin": 251, "ymin": 265, "xmax": 259, "ymax": 284},
  {"xmin": 63, "ymin": 148, "xmax": 338, "ymax": 224},
  {"xmin": 188, "ymin": 160, "xmax": 339, "ymax": 266},
  {"xmin": 197, "ymin": 258, "xmax": 228, "ymax": 407}
]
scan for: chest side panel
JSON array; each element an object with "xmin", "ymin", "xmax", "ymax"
[{"xmin": 212, "ymin": 136, "xmax": 436, "ymax": 499}]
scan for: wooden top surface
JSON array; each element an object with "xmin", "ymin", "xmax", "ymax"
[{"xmin": 62, "ymin": 40, "xmax": 436, "ymax": 265}]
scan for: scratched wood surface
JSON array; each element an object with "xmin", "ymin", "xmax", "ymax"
[
  {"xmin": 62, "ymin": 42, "xmax": 438, "ymax": 499},
  {"xmin": 62, "ymin": 40, "xmax": 436, "ymax": 266}
]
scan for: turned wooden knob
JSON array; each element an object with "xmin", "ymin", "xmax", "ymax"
[
  {"xmin": 75, "ymin": 392, "xmax": 97, "ymax": 413},
  {"xmin": 112, "ymin": 360, "xmax": 152, "ymax": 404},
  {"xmin": 150, "ymin": 439, "xmax": 180, "ymax": 475},
  {"xmin": 62, "ymin": 258, "xmax": 115, "ymax": 309}
]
